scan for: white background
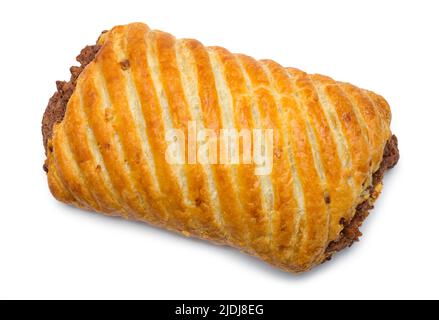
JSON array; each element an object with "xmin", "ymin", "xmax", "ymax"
[{"xmin": 0, "ymin": 0, "xmax": 438, "ymax": 300}]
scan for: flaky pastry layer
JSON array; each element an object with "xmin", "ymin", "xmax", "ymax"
[{"xmin": 43, "ymin": 23, "xmax": 398, "ymax": 273}]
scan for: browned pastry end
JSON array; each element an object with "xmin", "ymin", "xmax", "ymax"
[
  {"xmin": 42, "ymin": 45, "xmax": 101, "ymax": 157},
  {"xmin": 325, "ymin": 135, "xmax": 399, "ymax": 258}
]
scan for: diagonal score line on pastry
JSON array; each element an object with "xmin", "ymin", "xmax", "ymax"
[
  {"xmin": 262, "ymin": 60, "xmax": 329, "ymax": 264},
  {"xmin": 125, "ymin": 24, "xmax": 185, "ymax": 229},
  {"xmin": 239, "ymin": 56, "xmax": 318, "ymax": 266},
  {"xmin": 258, "ymin": 61, "xmax": 305, "ymax": 267},
  {"xmin": 285, "ymin": 68, "xmax": 355, "ymax": 243},
  {"xmin": 311, "ymin": 75, "xmax": 371, "ymax": 197},
  {"xmin": 365, "ymin": 90, "xmax": 392, "ymax": 149},
  {"xmin": 308, "ymin": 75, "xmax": 354, "ymax": 187},
  {"xmin": 185, "ymin": 39, "xmax": 247, "ymax": 246},
  {"xmin": 336, "ymin": 83, "xmax": 373, "ymax": 171},
  {"xmin": 154, "ymin": 30, "xmax": 229, "ymax": 239},
  {"xmin": 143, "ymin": 29, "xmax": 204, "ymax": 232},
  {"xmin": 145, "ymin": 32, "xmax": 189, "ymax": 203},
  {"xmin": 175, "ymin": 39, "xmax": 227, "ymax": 240},
  {"xmin": 70, "ymin": 87, "xmax": 125, "ymax": 214},
  {"xmin": 113, "ymin": 27, "xmax": 161, "ymax": 194},
  {"xmin": 217, "ymin": 50, "xmax": 274, "ymax": 257},
  {"xmin": 235, "ymin": 56, "xmax": 276, "ymax": 259},
  {"xmin": 42, "ymin": 22, "xmax": 399, "ymax": 273},
  {"xmin": 106, "ymin": 26, "xmax": 166, "ymax": 224},
  {"xmin": 207, "ymin": 48, "xmax": 250, "ymax": 247},
  {"xmin": 53, "ymin": 124, "xmax": 96, "ymax": 210},
  {"xmin": 94, "ymin": 63, "xmax": 145, "ymax": 219}
]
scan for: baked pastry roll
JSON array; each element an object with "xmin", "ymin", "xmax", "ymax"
[{"xmin": 42, "ymin": 23, "xmax": 399, "ymax": 273}]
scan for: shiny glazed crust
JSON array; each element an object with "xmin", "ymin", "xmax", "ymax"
[{"xmin": 44, "ymin": 23, "xmax": 395, "ymax": 273}]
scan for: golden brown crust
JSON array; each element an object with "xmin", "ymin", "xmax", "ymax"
[{"xmin": 44, "ymin": 23, "xmax": 398, "ymax": 273}]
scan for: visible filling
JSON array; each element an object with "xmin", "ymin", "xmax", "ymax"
[
  {"xmin": 42, "ymin": 44, "xmax": 101, "ymax": 157},
  {"xmin": 325, "ymin": 134, "xmax": 399, "ymax": 256},
  {"xmin": 41, "ymin": 42, "xmax": 400, "ymax": 256}
]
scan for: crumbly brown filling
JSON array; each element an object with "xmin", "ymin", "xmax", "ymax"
[
  {"xmin": 41, "ymin": 42, "xmax": 400, "ymax": 257},
  {"xmin": 42, "ymin": 45, "xmax": 101, "ymax": 156},
  {"xmin": 325, "ymin": 135, "xmax": 399, "ymax": 256}
]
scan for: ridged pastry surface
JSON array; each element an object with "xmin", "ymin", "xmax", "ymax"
[{"xmin": 44, "ymin": 23, "xmax": 393, "ymax": 272}]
